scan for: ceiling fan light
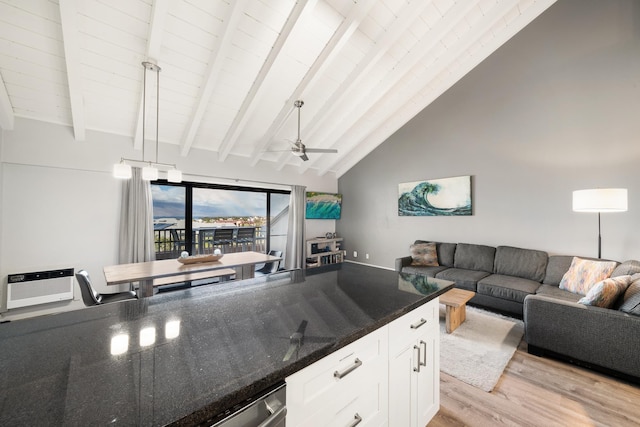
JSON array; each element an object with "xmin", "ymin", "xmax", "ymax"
[
  {"xmin": 142, "ymin": 165, "xmax": 158, "ymax": 181},
  {"xmin": 292, "ymin": 150, "xmax": 305, "ymax": 157},
  {"xmin": 167, "ymin": 169, "xmax": 182, "ymax": 183},
  {"xmin": 113, "ymin": 162, "xmax": 132, "ymax": 179}
]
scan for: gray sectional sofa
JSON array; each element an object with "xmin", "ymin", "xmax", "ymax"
[
  {"xmin": 396, "ymin": 241, "xmax": 549, "ymax": 316},
  {"xmin": 395, "ymin": 241, "xmax": 640, "ymax": 382}
]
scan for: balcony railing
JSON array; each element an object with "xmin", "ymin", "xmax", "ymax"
[{"xmin": 154, "ymin": 227, "xmax": 267, "ymax": 260}]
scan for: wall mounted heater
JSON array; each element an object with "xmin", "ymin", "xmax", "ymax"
[{"xmin": 7, "ymin": 268, "xmax": 74, "ymax": 309}]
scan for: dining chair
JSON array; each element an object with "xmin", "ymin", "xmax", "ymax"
[
  {"xmin": 76, "ymin": 270, "xmax": 138, "ymax": 306},
  {"xmin": 170, "ymin": 229, "xmax": 186, "ymax": 254},
  {"xmin": 213, "ymin": 228, "xmax": 235, "ymax": 253},
  {"xmin": 236, "ymin": 227, "xmax": 256, "ymax": 252},
  {"xmin": 255, "ymin": 250, "xmax": 283, "ymax": 276}
]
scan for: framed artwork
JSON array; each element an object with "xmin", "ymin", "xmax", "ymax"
[
  {"xmin": 306, "ymin": 192, "xmax": 342, "ymax": 219},
  {"xmin": 398, "ymin": 175, "xmax": 471, "ymax": 216}
]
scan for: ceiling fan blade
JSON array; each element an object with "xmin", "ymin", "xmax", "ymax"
[
  {"xmin": 304, "ymin": 148, "xmax": 338, "ymax": 154},
  {"xmin": 300, "ymin": 153, "xmax": 309, "ymax": 161}
]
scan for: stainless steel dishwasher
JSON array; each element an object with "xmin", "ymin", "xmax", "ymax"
[{"xmin": 211, "ymin": 383, "xmax": 286, "ymax": 427}]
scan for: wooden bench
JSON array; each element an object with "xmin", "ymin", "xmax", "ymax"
[{"xmin": 152, "ymin": 268, "xmax": 237, "ymax": 287}]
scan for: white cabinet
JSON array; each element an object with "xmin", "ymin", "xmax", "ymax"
[
  {"xmin": 286, "ymin": 298, "xmax": 440, "ymax": 427},
  {"xmin": 388, "ymin": 299, "xmax": 439, "ymax": 427},
  {"xmin": 286, "ymin": 327, "xmax": 388, "ymax": 427},
  {"xmin": 306, "ymin": 237, "xmax": 343, "ymax": 268}
]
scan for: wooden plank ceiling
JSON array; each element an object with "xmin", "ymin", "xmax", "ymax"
[{"xmin": 0, "ymin": 0, "xmax": 556, "ymax": 177}]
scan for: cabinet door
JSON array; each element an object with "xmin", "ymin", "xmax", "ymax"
[
  {"xmin": 415, "ymin": 332, "xmax": 439, "ymax": 425},
  {"xmin": 389, "ymin": 341, "xmax": 418, "ymax": 427},
  {"xmin": 389, "ymin": 310, "xmax": 439, "ymax": 427}
]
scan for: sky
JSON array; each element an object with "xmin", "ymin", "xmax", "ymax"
[{"xmin": 151, "ymin": 184, "xmax": 287, "ymax": 219}]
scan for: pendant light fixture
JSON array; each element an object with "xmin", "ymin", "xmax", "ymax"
[{"xmin": 113, "ymin": 61, "xmax": 182, "ymax": 183}]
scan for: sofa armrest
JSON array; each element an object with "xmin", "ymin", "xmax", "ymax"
[
  {"xmin": 395, "ymin": 256, "xmax": 412, "ymax": 272},
  {"xmin": 524, "ymin": 294, "xmax": 640, "ymax": 378}
]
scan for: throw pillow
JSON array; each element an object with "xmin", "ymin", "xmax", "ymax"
[
  {"xmin": 618, "ymin": 273, "xmax": 640, "ymax": 315},
  {"xmin": 578, "ymin": 275, "xmax": 632, "ymax": 308},
  {"xmin": 410, "ymin": 242, "xmax": 439, "ymax": 267},
  {"xmin": 558, "ymin": 257, "xmax": 617, "ymax": 295}
]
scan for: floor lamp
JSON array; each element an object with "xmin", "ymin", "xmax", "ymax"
[{"xmin": 572, "ymin": 188, "xmax": 628, "ymax": 259}]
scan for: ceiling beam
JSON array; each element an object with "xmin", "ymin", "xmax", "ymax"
[
  {"xmin": 326, "ymin": 0, "xmax": 558, "ymax": 177},
  {"xmin": 246, "ymin": 0, "xmax": 376, "ymax": 168},
  {"xmin": 0, "ymin": 72, "xmax": 14, "ymax": 130},
  {"xmin": 298, "ymin": 1, "xmax": 476, "ymax": 173},
  {"xmin": 59, "ymin": 0, "xmax": 85, "ymax": 141},
  {"xmin": 134, "ymin": 0, "xmax": 169, "ymax": 150},
  {"xmin": 218, "ymin": 0, "xmax": 318, "ymax": 162},
  {"xmin": 178, "ymin": 0, "xmax": 250, "ymax": 157}
]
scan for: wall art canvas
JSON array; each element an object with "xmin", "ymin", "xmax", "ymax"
[
  {"xmin": 398, "ymin": 175, "xmax": 472, "ymax": 216},
  {"xmin": 306, "ymin": 192, "xmax": 342, "ymax": 219}
]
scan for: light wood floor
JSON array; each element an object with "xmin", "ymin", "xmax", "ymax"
[{"xmin": 429, "ymin": 341, "xmax": 640, "ymax": 427}]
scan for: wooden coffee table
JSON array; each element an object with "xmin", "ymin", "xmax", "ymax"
[{"xmin": 439, "ymin": 288, "xmax": 475, "ymax": 333}]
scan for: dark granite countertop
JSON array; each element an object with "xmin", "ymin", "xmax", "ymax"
[{"xmin": 0, "ymin": 263, "xmax": 452, "ymax": 426}]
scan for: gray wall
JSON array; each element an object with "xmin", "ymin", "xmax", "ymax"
[{"xmin": 338, "ymin": 0, "xmax": 640, "ymax": 269}]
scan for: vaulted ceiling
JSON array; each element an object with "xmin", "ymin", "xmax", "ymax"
[{"xmin": 0, "ymin": 0, "xmax": 556, "ymax": 177}]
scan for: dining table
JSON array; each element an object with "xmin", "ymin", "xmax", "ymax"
[{"xmin": 104, "ymin": 251, "xmax": 282, "ymax": 297}]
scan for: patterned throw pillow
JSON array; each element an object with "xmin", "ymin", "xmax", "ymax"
[
  {"xmin": 578, "ymin": 275, "xmax": 632, "ymax": 308},
  {"xmin": 410, "ymin": 242, "xmax": 439, "ymax": 267},
  {"xmin": 559, "ymin": 257, "xmax": 617, "ymax": 295},
  {"xmin": 618, "ymin": 273, "xmax": 640, "ymax": 315}
]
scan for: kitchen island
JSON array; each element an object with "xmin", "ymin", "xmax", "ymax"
[{"xmin": 0, "ymin": 263, "xmax": 452, "ymax": 426}]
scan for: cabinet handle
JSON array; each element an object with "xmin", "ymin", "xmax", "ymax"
[
  {"xmin": 420, "ymin": 340, "xmax": 427, "ymax": 367},
  {"xmin": 347, "ymin": 413, "xmax": 362, "ymax": 427},
  {"xmin": 413, "ymin": 345, "xmax": 421, "ymax": 372},
  {"xmin": 257, "ymin": 406, "xmax": 287, "ymax": 427},
  {"xmin": 410, "ymin": 318, "xmax": 427, "ymax": 329},
  {"xmin": 334, "ymin": 358, "xmax": 362, "ymax": 379}
]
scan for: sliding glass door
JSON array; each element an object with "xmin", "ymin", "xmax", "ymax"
[{"xmin": 151, "ymin": 181, "xmax": 289, "ymax": 260}]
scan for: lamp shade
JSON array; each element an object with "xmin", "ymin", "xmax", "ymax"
[
  {"xmin": 142, "ymin": 165, "xmax": 158, "ymax": 181},
  {"xmin": 113, "ymin": 163, "xmax": 132, "ymax": 179},
  {"xmin": 572, "ymin": 188, "xmax": 628, "ymax": 212},
  {"xmin": 167, "ymin": 169, "xmax": 182, "ymax": 183}
]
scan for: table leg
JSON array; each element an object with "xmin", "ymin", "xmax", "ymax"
[
  {"xmin": 445, "ymin": 304, "xmax": 466, "ymax": 334},
  {"xmin": 236, "ymin": 264, "xmax": 256, "ymax": 280},
  {"xmin": 138, "ymin": 279, "xmax": 154, "ymax": 298}
]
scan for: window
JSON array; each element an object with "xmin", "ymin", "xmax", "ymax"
[{"xmin": 151, "ymin": 181, "xmax": 289, "ymax": 260}]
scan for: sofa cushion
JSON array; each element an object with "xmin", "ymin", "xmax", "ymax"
[
  {"xmin": 559, "ymin": 257, "xmax": 617, "ymax": 295},
  {"xmin": 493, "ymin": 246, "xmax": 548, "ymax": 282},
  {"xmin": 402, "ymin": 265, "xmax": 449, "ymax": 278},
  {"xmin": 409, "ymin": 242, "xmax": 438, "ymax": 266},
  {"xmin": 543, "ymin": 255, "xmax": 575, "ymax": 285},
  {"xmin": 612, "ymin": 260, "xmax": 640, "ymax": 277},
  {"xmin": 617, "ymin": 273, "xmax": 640, "ymax": 315},
  {"xmin": 435, "ymin": 268, "xmax": 490, "ymax": 292},
  {"xmin": 535, "ymin": 284, "xmax": 582, "ymax": 302},
  {"xmin": 578, "ymin": 275, "xmax": 632, "ymax": 308},
  {"xmin": 453, "ymin": 243, "xmax": 495, "ymax": 272},
  {"xmin": 415, "ymin": 241, "xmax": 456, "ymax": 267},
  {"xmin": 477, "ymin": 274, "xmax": 541, "ymax": 303}
]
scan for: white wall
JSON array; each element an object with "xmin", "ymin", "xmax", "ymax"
[
  {"xmin": 337, "ymin": 0, "xmax": 640, "ymax": 269},
  {"xmin": 0, "ymin": 118, "xmax": 337, "ymax": 320}
]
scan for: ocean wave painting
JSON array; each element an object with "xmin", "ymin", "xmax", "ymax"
[
  {"xmin": 306, "ymin": 192, "xmax": 342, "ymax": 219},
  {"xmin": 398, "ymin": 176, "xmax": 472, "ymax": 216}
]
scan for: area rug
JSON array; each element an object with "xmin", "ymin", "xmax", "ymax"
[{"xmin": 439, "ymin": 305, "xmax": 524, "ymax": 392}]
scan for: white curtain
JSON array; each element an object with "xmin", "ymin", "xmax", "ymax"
[
  {"xmin": 285, "ymin": 185, "xmax": 306, "ymax": 270},
  {"xmin": 118, "ymin": 167, "xmax": 155, "ymax": 265}
]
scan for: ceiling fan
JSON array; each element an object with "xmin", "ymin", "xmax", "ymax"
[{"xmin": 268, "ymin": 100, "xmax": 338, "ymax": 161}]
